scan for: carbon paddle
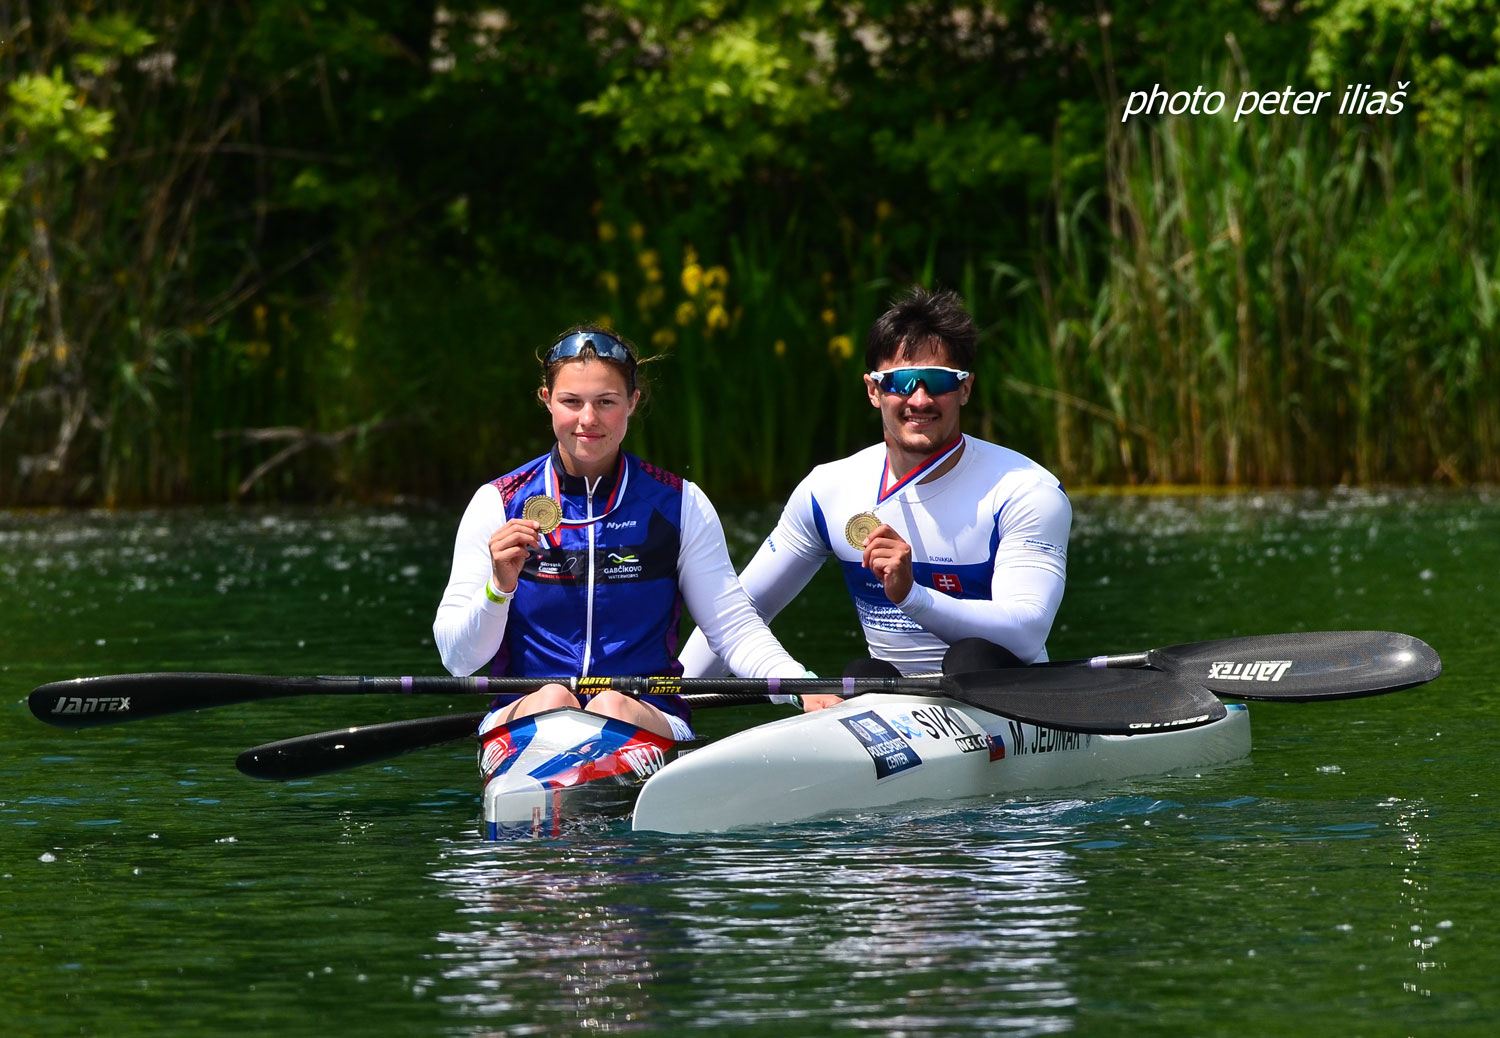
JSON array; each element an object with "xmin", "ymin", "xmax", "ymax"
[
  {"xmin": 1051, "ymin": 630, "xmax": 1441, "ymax": 701},
  {"xmin": 30, "ymin": 629, "xmax": 1438, "ymax": 730}
]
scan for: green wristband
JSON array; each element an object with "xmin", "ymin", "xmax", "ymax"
[{"xmin": 484, "ymin": 580, "xmax": 513, "ymax": 605}]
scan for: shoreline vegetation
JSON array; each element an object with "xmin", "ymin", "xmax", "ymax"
[{"xmin": 3, "ymin": 4, "xmax": 1496, "ymax": 507}]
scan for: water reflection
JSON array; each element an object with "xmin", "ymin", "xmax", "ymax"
[
  {"xmin": 425, "ymin": 810, "xmax": 1093, "ymax": 1036},
  {"xmin": 1382, "ymin": 796, "xmax": 1445, "ymax": 994},
  {"xmin": 427, "ymin": 837, "xmax": 691, "ymax": 1034}
]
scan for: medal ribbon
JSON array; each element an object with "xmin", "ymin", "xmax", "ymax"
[
  {"xmin": 541, "ymin": 455, "xmax": 630, "ymax": 547},
  {"xmin": 875, "ymin": 435, "xmax": 964, "ymax": 506}
]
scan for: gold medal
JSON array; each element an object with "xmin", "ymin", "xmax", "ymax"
[
  {"xmin": 521, "ymin": 495, "xmax": 563, "ymax": 535},
  {"xmin": 844, "ymin": 512, "xmax": 881, "ymax": 549}
]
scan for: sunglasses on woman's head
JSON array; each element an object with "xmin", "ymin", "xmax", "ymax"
[
  {"xmin": 545, "ymin": 331, "xmax": 637, "ymax": 366},
  {"xmin": 867, "ymin": 366, "xmax": 970, "ymax": 395}
]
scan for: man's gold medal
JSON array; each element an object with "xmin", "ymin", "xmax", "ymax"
[
  {"xmin": 844, "ymin": 512, "xmax": 881, "ymax": 549},
  {"xmin": 521, "ymin": 495, "xmax": 563, "ymax": 535}
]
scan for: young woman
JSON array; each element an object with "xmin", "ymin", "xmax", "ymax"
[{"xmin": 433, "ymin": 326, "xmax": 808, "ymax": 742}]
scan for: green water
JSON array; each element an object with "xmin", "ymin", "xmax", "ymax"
[{"xmin": 3, "ymin": 491, "xmax": 1498, "ymax": 1036}]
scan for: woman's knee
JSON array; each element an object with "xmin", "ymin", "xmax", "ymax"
[
  {"xmin": 584, "ymin": 688, "xmax": 632, "ymax": 715},
  {"xmin": 501, "ymin": 683, "xmax": 579, "ymax": 721}
]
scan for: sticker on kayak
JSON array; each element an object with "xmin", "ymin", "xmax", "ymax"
[{"xmin": 839, "ymin": 711, "xmax": 922, "ymax": 779}]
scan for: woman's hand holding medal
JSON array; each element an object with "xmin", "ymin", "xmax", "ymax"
[
  {"xmin": 488, "ymin": 518, "xmax": 543, "ymax": 595},
  {"xmin": 489, "ymin": 495, "xmax": 564, "ymax": 595}
]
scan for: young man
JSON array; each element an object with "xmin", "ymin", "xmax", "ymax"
[{"xmin": 676, "ymin": 287, "xmax": 1071, "ymax": 706}]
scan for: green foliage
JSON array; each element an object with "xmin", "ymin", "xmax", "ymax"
[
  {"xmin": 1308, "ymin": 0, "xmax": 1500, "ymax": 154},
  {"xmin": 582, "ymin": 1, "xmax": 839, "ymax": 186},
  {"xmin": 0, "ymin": 1, "xmax": 1496, "ymax": 506},
  {"xmin": 4, "ymin": 69, "xmax": 114, "ymax": 161}
]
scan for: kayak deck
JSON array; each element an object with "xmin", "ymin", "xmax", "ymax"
[
  {"xmin": 631, "ymin": 694, "xmax": 1251, "ymax": 834},
  {"xmin": 480, "ymin": 707, "xmax": 679, "ymax": 840}
]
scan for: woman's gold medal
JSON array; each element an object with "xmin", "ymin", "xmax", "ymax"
[
  {"xmin": 521, "ymin": 495, "xmax": 563, "ymax": 535},
  {"xmin": 844, "ymin": 512, "xmax": 881, "ymax": 549}
]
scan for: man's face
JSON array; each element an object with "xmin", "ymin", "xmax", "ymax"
[{"xmin": 864, "ymin": 340, "xmax": 972, "ymax": 461}]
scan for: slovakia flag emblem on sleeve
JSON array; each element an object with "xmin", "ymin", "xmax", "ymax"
[{"xmin": 933, "ymin": 573, "xmax": 962, "ymax": 593}]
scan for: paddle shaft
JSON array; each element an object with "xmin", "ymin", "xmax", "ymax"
[{"xmin": 29, "ymin": 671, "xmax": 947, "ymax": 729}]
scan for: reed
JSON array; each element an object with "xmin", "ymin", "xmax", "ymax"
[
  {"xmin": 589, "ymin": 195, "xmax": 900, "ymax": 498},
  {"xmin": 992, "ymin": 63, "xmax": 1500, "ymax": 489}
]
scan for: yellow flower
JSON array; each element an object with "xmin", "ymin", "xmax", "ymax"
[
  {"xmin": 636, "ymin": 284, "xmax": 664, "ymax": 313},
  {"xmin": 821, "ymin": 308, "xmax": 837, "ymax": 327},
  {"xmin": 652, "ymin": 328, "xmax": 677, "ymax": 349},
  {"xmin": 598, "ymin": 221, "xmax": 617, "ymax": 243},
  {"xmin": 703, "ymin": 265, "xmax": 729, "ymax": 290},
  {"xmin": 639, "ymin": 249, "xmax": 661, "ymax": 282},
  {"xmin": 683, "ymin": 244, "xmax": 699, "ymax": 267},
  {"xmin": 828, "ymin": 334, "xmax": 854, "ymax": 361},
  {"xmin": 630, "ymin": 221, "xmax": 645, "ymax": 243},
  {"xmin": 875, "ymin": 198, "xmax": 893, "ymax": 223},
  {"xmin": 705, "ymin": 304, "xmax": 729, "ymax": 331},
  {"xmin": 675, "ymin": 301, "xmax": 696, "ymax": 326},
  {"xmin": 773, "ymin": 339, "xmax": 787, "ymax": 357},
  {"xmin": 705, "ymin": 287, "xmax": 726, "ymax": 310},
  {"xmin": 681, "ymin": 262, "xmax": 703, "ymax": 297},
  {"xmin": 598, "ymin": 270, "xmax": 619, "ymax": 295}
]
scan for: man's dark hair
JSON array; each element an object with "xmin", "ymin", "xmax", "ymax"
[{"xmin": 865, "ymin": 287, "xmax": 978, "ymax": 370}]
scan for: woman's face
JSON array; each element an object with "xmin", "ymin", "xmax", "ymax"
[{"xmin": 543, "ymin": 359, "xmax": 639, "ymax": 478}]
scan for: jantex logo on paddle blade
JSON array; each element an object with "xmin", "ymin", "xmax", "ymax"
[
  {"xmin": 51, "ymin": 695, "xmax": 132, "ymax": 715},
  {"xmin": 1207, "ymin": 661, "xmax": 1294, "ymax": 682}
]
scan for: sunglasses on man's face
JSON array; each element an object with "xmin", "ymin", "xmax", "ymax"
[
  {"xmin": 545, "ymin": 331, "xmax": 637, "ymax": 366},
  {"xmin": 867, "ymin": 366, "xmax": 971, "ymax": 396}
]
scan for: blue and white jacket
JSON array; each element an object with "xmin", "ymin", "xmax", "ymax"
[{"xmin": 434, "ymin": 447, "xmax": 804, "ymax": 683}]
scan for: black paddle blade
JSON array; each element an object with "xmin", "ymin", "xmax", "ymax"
[
  {"xmin": 237, "ymin": 712, "xmax": 485, "ymax": 780},
  {"xmin": 938, "ymin": 668, "xmax": 1227, "ymax": 735},
  {"xmin": 29, "ymin": 673, "xmax": 320, "ymax": 728},
  {"xmin": 1145, "ymin": 631, "xmax": 1441, "ymax": 701}
]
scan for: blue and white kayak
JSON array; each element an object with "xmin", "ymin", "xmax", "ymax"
[
  {"xmin": 480, "ymin": 707, "xmax": 680, "ymax": 840},
  {"xmin": 630, "ymin": 694, "xmax": 1251, "ymax": 834}
]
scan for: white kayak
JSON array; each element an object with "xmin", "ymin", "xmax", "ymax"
[
  {"xmin": 480, "ymin": 707, "xmax": 682, "ymax": 840},
  {"xmin": 631, "ymin": 694, "xmax": 1250, "ymax": 834}
]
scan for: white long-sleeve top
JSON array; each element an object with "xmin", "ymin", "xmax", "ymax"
[
  {"xmin": 677, "ymin": 436, "xmax": 1071, "ymax": 677},
  {"xmin": 433, "ymin": 479, "xmax": 806, "ymax": 680}
]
